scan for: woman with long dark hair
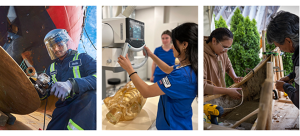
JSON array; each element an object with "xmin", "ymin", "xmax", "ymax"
[
  {"xmin": 204, "ymin": 27, "xmax": 242, "ymax": 99},
  {"xmin": 118, "ymin": 22, "xmax": 198, "ymax": 130}
]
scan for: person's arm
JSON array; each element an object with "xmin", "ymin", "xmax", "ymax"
[
  {"xmin": 283, "ymin": 83, "xmax": 299, "ymax": 108},
  {"xmin": 224, "ymin": 53, "xmax": 242, "ymax": 83},
  {"xmin": 72, "ymin": 53, "xmax": 97, "ymax": 95},
  {"xmin": 118, "ymin": 54, "xmax": 165, "ymax": 98},
  {"xmin": 203, "ymin": 57, "xmax": 214, "ymax": 94},
  {"xmin": 209, "ymin": 86, "xmax": 242, "ymax": 99},
  {"xmin": 227, "ymin": 67, "xmax": 243, "ymax": 83},
  {"xmin": 145, "ymin": 46, "xmax": 173, "ymax": 74},
  {"xmin": 282, "ymin": 63, "xmax": 299, "ymax": 108},
  {"xmin": 150, "ymin": 61, "xmax": 156, "ymax": 82},
  {"xmin": 287, "ymin": 71, "xmax": 296, "ymax": 81}
]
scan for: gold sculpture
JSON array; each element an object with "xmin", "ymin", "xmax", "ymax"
[{"xmin": 104, "ymin": 81, "xmax": 147, "ymax": 125}]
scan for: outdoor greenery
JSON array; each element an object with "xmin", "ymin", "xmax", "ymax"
[
  {"xmin": 224, "ymin": 8, "xmax": 261, "ymax": 87},
  {"xmin": 214, "ymin": 7, "xmax": 294, "ymax": 87},
  {"xmin": 215, "ymin": 16, "xmax": 228, "ymax": 29}
]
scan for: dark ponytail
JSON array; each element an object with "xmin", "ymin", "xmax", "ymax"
[
  {"xmin": 206, "ymin": 27, "xmax": 233, "ymax": 44},
  {"xmin": 172, "ymin": 22, "xmax": 198, "ymax": 78}
]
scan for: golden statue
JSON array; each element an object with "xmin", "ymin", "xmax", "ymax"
[{"xmin": 104, "ymin": 81, "xmax": 147, "ymax": 125}]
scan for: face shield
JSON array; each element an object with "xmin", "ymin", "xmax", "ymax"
[{"xmin": 44, "ymin": 29, "xmax": 74, "ymax": 60}]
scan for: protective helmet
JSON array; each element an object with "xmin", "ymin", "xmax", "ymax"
[{"xmin": 44, "ymin": 29, "xmax": 74, "ymax": 60}]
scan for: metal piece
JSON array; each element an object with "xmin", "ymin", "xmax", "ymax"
[
  {"xmin": 263, "ymin": 51, "xmax": 279, "ymax": 56},
  {"xmin": 7, "ymin": 6, "xmax": 17, "ymax": 23},
  {"xmin": 273, "ymin": 90, "xmax": 278, "ymax": 100},
  {"xmin": 243, "ymin": 68, "xmax": 255, "ymax": 77},
  {"xmin": 275, "ymin": 70, "xmax": 286, "ymax": 72},
  {"xmin": 31, "ymin": 73, "xmax": 52, "ymax": 95}
]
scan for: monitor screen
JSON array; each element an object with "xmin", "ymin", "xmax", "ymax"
[
  {"xmin": 129, "ymin": 19, "xmax": 144, "ymax": 40},
  {"xmin": 132, "ymin": 24, "xmax": 141, "ymax": 39},
  {"xmin": 126, "ymin": 18, "xmax": 144, "ymax": 48}
]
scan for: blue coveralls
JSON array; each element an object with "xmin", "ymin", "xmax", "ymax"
[
  {"xmin": 153, "ymin": 46, "xmax": 175, "ymax": 82},
  {"xmin": 156, "ymin": 65, "xmax": 197, "ymax": 130},
  {"xmin": 41, "ymin": 49, "xmax": 96, "ymax": 130}
]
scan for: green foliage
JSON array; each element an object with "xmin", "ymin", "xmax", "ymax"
[
  {"xmin": 215, "ymin": 16, "xmax": 228, "ymax": 29},
  {"xmin": 230, "ymin": 8, "xmax": 244, "ymax": 33},
  {"xmin": 225, "ymin": 8, "xmax": 261, "ymax": 87},
  {"xmin": 265, "ymin": 34, "xmax": 294, "ymax": 78}
]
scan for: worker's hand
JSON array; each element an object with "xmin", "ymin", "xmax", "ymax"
[
  {"xmin": 50, "ymin": 80, "xmax": 72, "ymax": 101},
  {"xmin": 143, "ymin": 46, "xmax": 154, "ymax": 58},
  {"xmin": 233, "ymin": 77, "xmax": 243, "ymax": 83},
  {"xmin": 275, "ymin": 80, "xmax": 285, "ymax": 92},
  {"xmin": 150, "ymin": 76, "xmax": 154, "ymax": 82},
  {"xmin": 279, "ymin": 76, "xmax": 290, "ymax": 83},
  {"xmin": 226, "ymin": 88, "xmax": 242, "ymax": 99},
  {"xmin": 118, "ymin": 54, "xmax": 134, "ymax": 73}
]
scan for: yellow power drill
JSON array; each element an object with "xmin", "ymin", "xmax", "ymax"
[{"xmin": 204, "ymin": 103, "xmax": 224, "ymax": 125}]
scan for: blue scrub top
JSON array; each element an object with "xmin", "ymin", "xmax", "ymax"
[
  {"xmin": 156, "ymin": 65, "xmax": 198, "ymax": 130},
  {"xmin": 153, "ymin": 46, "xmax": 175, "ymax": 82}
]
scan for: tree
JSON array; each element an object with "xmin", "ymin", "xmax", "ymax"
[
  {"xmin": 215, "ymin": 16, "xmax": 228, "ymax": 29},
  {"xmin": 225, "ymin": 8, "xmax": 261, "ymax": 87}
]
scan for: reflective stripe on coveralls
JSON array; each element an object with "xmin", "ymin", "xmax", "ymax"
[
  {"xmin": 50, "ymin": 63, "xmax": 58, "ymax": 83},
  {"xmin": 50, "ymin": 53, "xmax": 81, "ymax": 99},
  {"xmin": 50, "ymin": 53, "xmax": 81, "ymax": 82},
  {"xmin": 73, "ymin": 53, "xmax": 81, "ymax": 78},
  {"xmin": 67, "ymin": 53, "xmax": 81, "ymax": 99},
  {"xmin": 67, "ymin": 119, "xmax": 84, "ymax": 130}
]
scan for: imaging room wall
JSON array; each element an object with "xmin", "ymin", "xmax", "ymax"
[
  {"xmin": 135, "ymin": 6, "xmax": 198, "ymax": 79},
  {"xmin": 104, "ymin": 6, "xmax": 198, "ymax": 88}
]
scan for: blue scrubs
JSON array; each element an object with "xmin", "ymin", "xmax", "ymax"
[
  {"xmin": 43, "ymin": 49, "xmax": 96, "ymax": 130},
  {"xmin": 156, "ymin": 65, "xmax": 197, "ymax": 130},
  {"xmin": 153, "ymin": 46, "xmax": 175, "ymax": 82}
]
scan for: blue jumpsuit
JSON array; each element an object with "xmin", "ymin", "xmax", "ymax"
[
  {"xmin": 41, "ymin": 49, "xmax": 96, "ymax": 130},
  {"xmin": 153, "ymin": 46, "xmax": 175, "ymax": 82},
  {"xmin": 156, "ymin": 65, "xmax": 197, "ymax": 130}
]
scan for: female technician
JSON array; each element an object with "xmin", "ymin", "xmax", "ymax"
[
  {"xmin": 150, "ymin": 30, "xmax": 175, "ymax": 83},
  {"xmin": 118, "ymin": 22, "xmax": 198, "ymax": 130},
  {"xmin": 204, "ymin": 27, "xmax": 243, "ymax": 99}
]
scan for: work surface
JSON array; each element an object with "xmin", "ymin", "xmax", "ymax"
[
  {"xmin": 271, "ymin": 100, "xmax": 299, "ymax": 130},
  {"xmin": 0, "ymin": 111, "xmax": 51, "ymax": 130},
  {"xmin": 102, "ymin": 95, "xmax": 198, "ymax": 130},
  {"xmin": 218, "ymin": 99, "xmax": 299, "ymax": 130}
]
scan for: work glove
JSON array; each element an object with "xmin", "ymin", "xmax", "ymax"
[{"xmin": 50, "ymin": 80, "xmax": 72, "ymax": 101}]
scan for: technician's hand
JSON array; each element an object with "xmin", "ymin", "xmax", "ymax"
[
  {"xmin": 50, "ymin": 80, "xmax": 72, "ymax": 101},
  {"xmin": 226, "ymin": 88, "xmax": 242, "ymax": 99},
  {"xmin": 233, "ymin": 77, "xmax": 243, "ymax": 83},
  {"xmin": 143, "ymin": 46, "xmax": 154, "ymax": 58},
  {"xmin": 150, "ymin": 76, "xmax": 154, "ymax": 82},
  {"xmin": 118, "ymin": 54, "xmax": 134, "ymax": 73},
  {"xmin": 275, "ymin": 80, "xmax": 285, "ymax": 92}
]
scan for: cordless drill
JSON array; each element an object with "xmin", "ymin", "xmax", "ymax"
[{"xmin": 204, "ymin": 103, "xmax": 224, "ymax": 125}]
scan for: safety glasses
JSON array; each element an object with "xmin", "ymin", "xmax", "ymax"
[{"xmin": 217, "ymin": 39, "xmax": 232, "ymax": 51}]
